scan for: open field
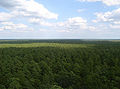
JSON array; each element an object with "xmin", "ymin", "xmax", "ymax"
[{"xmin": 0, "ymin": 43, "xmax": 93, "ymax": 48}]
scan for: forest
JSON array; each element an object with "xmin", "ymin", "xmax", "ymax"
[{"xmin": 0, "ymin": 39, "xmax": 120, "ymax": 89}]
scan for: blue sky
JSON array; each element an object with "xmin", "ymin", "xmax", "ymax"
[{"xmin": 0, "ymin": 0, "xmax": 120, "ymax": 39}]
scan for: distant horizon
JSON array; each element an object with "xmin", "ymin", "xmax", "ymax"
[{"xmin": 0, "ymin": 38, "xmax": 120, "ymax": 40}]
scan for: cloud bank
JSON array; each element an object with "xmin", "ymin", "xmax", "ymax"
[{"xmin": 78, "ymin": 0, "xmax": 120, "ymax": 6}]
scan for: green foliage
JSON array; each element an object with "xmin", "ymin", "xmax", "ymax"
[
  {"xmin": 0, "ymin": 40, "xmax": 120, "ymax": 89},
  {"xmin": 50, "ymin": 85, "xmax": 63, "ymax": 89},
  {"xmin": 8, "ymin": 78, "xmax": 22, "ymax": 89}
]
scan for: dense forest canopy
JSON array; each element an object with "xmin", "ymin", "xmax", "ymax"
[
  {"xmin": 0, "ymin": 39, "xmax": 120, "ymax": 89},
  {"xmin": 0, "ymin": 39, "xmax": 120, "ymax": 44}
]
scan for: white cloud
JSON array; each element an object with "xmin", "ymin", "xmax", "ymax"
[
  {"xmin": 29, "ymin": 18, "xmax": 42, "ymax": 23},
  {"xmin": 91, "ymin": 7, "xmax": 120, "ymax": 33},
  {"xmin": 0, "ymin": 22, "xmax": 28, "ymax": 31},
  {"xmin": 29, "ymin": 17, "xmax": 95, "ymax": 32},
  {"xmin": 0, "ymin": 0, "xmax": 58, "ymax": 32},
  {"xmin": 54, "ymin": 17, "xmax": 96, "ymax": 32},
  {"xmin": 57, "ymin": 30, "xmax": 70, "ymax": 33},
  {"xmin": 0, "ymin": 28, "xmax": 4, "ymax": 31},
  {"xmin": 110, "ymin": 24, "xmax": 120, "ymax": 29},
  {"xmin": 93, "ymin": 8, "xmax": 120, "ymax": 24},
  {"xmin": 29, "ymin": 18, "xmax": 53, "ymax": 26},
  {"xmin": 88, "ymin": 26, "xmax": 96, "ymax": 31},
  {"xmin": 29, "ymin": 17, "xmax": 94, "ymax": 31},
  {"xmin": 78, "ymin": 0, "xmax": 120, "ymax": 6},
  {"xmin": 55, "ymin": 17, "xmax": 88, "ymax": 30},
  {"xmin": 0, "ymin": 0, "xmax": 58, "ymax": 20},
  {"xmin": 39, "ymin": 29, "xmax": 48, "ymax": 32},
  {"xmin": 78, "ymin": 0, "xmax": 100, "ymax": 2},
  {"xmin": 77, "ymin": 9, "xmax": 85, "ymax": 13},
  {"xmin": 0, "ymin": 12, "xmax": 13, "ymax": 21},
  {"xmin": 113, "ymin": 21, "xmax": 120, "ymax": 24},
  {"xmin": 102, "ymin": 0, "xmax": 120, "ymax": 6}
]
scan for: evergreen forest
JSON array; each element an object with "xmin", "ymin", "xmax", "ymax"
[{"xmin": 0, "ymin": 39, "xmax": 120, "ymax": 89}]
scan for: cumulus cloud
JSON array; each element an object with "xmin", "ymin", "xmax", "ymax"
[
  {"xmin": 29, "ymin": 17, "xmax": 96, "ymax": 32},
  {"xmin": 55, "ymin": 17, "xmax": 96, "ymax": 32},
  {"xmin": 0, "ymin": 0, "xmax": 58, "ymax": 20},
  {"xmin": 0, "ymin": 0, "xmax": 58, "ymax": 32},
  {"xmin": 91, "ymin": 8, "xmax": 120, "ymax": 33},
  {"xmin": 102, "ymin": 0, "xmax": 120, "ymax": 6},
  {"xmin": 29, "ymin": 18, "xmax": 53, "ymax": 26},
  {"xmin": 78, "ymin": 0, "xmax": 120, "ymax": 6},
  {"xmin": 78, "ymin": 0, "xmax": 100, "ymax": 2},
  {"xmin": 57, "ymin": 17, "xmax": 87, "ymax": 29},
  {"xmin": 93, "ymin": 8, "xmax": 120, "ymax": 24},
  {"xmin": 0, "ymin": 12, "xmax": 13, "ymax": 22},
  {"xmin": 109, "ymin": 24, "xmax": 120, "ymax": 29},
  {"xmin": 0, "ymin": 0, "xmax": 108, "ymax": 34},
  {"xmin": 29, "ymin": 17, "xmax": 96, "ymax": 31},
  {"xmin": 0, "ymin": 22, "xmax": 29, "ymax": 31}
]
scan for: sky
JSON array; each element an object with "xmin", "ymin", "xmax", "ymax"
[{"xmin": 0, "ymin": 0, "xmax": 120, "ymax": 39}]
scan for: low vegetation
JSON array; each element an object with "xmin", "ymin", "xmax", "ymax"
[{"xmin": 0, "ymin": 43, "xmax": 92, "ymax": 48}]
